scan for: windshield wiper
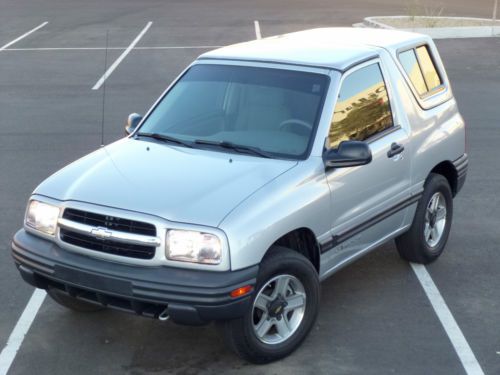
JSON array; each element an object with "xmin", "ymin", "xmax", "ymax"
[
  {"xmin": 194, "ymin": 139, "xmax": 273, "ymax": 158},
  {"xmin": 136, "ymin": 132, "xmax": 193, "ymax": 148}
]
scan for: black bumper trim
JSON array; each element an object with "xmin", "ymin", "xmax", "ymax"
[
  {"xmin": 453, "ymin": 153, "xmax": 468, "ymax": 194},
  {"xmin": 320, "ymin": 192, "xmax": 423, "ymax": 253},
  {"xmin": 12, "ymin": 230, "xmax": 258, "ymax": 325}
]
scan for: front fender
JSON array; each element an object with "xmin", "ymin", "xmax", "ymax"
[{"xmin": 219, "ymin": 157, "xmax": 332, "ymax": 271}]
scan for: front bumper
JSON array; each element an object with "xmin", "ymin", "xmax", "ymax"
[{"xmin": 11, "ymin": 229, "xmax": 258, "ymax": 325}]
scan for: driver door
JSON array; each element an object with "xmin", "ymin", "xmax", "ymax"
[{"xmin": 321, "ymin": 60, "xmax": 412, "ymax": 272}]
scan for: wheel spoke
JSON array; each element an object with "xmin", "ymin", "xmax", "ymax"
[
  {"xmin": 431, "ymin": 227, "xmax": 439, "ymax": 242},
  {"xmin": 255, "ymin": 316, "xmax": 272, "ymax": 338},
  {"xmin": 285, "ymin": 293, "xmax": 305, "ymax": 312},
  {"xmin": 275, "ymin": 317, "xmax": 291, "ymax": 338},
  {"xmin": 424, "ymin": 223, "xmax": 432, "ymax": 241},
  {"xmin": 427, "ymin": 199, "xmax": 434, "ymax": 213},
  {"xmin": 254, "ymin": 294, "xmax": 270, "ymax": 312},
  {"xmin": 431, "ymin": 194, "xmax": 440, "ymax": 212},
  {"xmin": 425, "ymin": 209, "xmax": 430, "ymax": 221},
  {"xmin": 436, "ymin": 207, "xmax": 446, "ymax": 221},
  {"xmin": 273, "ymin": 276, "xmax": 290, "ymax": 298}
]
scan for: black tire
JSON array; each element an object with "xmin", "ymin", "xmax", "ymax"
[
  {"xmin": 396, "ymin": 173, "xmax": 453, "ymax": 264},
  {"xmin": 218, "ymin": 246, "xmax": 320, "ymax": 364},
  {"xmin": 47, "ymin": 288, "xmax": 104, "ymax": 313}
]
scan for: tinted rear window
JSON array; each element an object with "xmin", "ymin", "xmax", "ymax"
[
  {"xmin": 399, "ymin": 49, "xmax": 427, "ymax": 96},
  {"xmin": 415, "ymin": 45, "xmax": 442, "ymax": 91},
  {"xmin": 399, "ymin": 45, "xmax": 442, "ymax": 97}
]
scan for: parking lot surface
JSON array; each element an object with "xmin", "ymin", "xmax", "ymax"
[{"xmin": 1, "ymin": 0, "xmax": 499, "ymax": 374}]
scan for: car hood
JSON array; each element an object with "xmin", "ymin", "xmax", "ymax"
[{"xmin": 34, "ymin": 138, "xmax": 297, "ymax": 227}]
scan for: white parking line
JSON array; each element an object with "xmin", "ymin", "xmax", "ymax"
[
  {"xmin": 0, "ymin": 289, "xmax": 46, "ymax": 375},
  {"xmin": 254, "ymin": 20, "xmax": 262, "ymax": 39},
  {"xmin": 92, "ymin": 21, "xmax": 153, "ymax": 90},
  {"xmin": 0, "ymin": 22, "xmax": 48, "ymax": 51},
  {"xmin": 3, "ymin": 45, "xmax": 220, "ymax": 51},
  {"xmin": 411, "ymin": 263, "xmax": 484, "ymax": 375}
]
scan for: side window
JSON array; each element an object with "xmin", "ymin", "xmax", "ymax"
[
  {"xmin": 399, "ymin": 45, "xmax": 442, "ymax": 97},
  {"xmin": 328, "ymin": 63, "xmax": 394, "ymax": 149},
  {"xmin": 415, "ymin": 45, "xmax": 441, "ymax": 90},
  {"xmin": 399, "ymin": 49, "xmax": 427, "ymax": 96}
]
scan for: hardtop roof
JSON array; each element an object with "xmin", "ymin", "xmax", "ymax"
[{"xmin": 199, "ymin": 27, "xmax": 427, "ymax": 71}]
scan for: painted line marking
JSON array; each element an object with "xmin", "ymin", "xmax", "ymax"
[
  {"xmin": 254, "ymin": 20, "xmax": 262, "ymax": 39},
  {"xmin": 0, "ymin": 22, "xmax": 48, "ymax": 51},
  {"xmin": 3, "ymin": 45, "xmax": 220, "ymax": 51},
  {"xmin": 411, "ymin": 263, "xmax": 484, "ymax": 375},
  {"xmin": 92, "ymin": 21, "xmax": 152, "ymax": 90},
  {"xmin": 0, "ymin": 289, "xmax": 46, "ymax": 375}
]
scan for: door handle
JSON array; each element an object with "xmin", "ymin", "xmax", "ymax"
[{"xmin": 387, "ymin": 142, "xmax": 404, "ymax": 158}]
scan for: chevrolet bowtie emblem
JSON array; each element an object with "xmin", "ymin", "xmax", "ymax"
[{"xmin": 90, "ymin": 227, "xmax": 112, "ymax": 239}]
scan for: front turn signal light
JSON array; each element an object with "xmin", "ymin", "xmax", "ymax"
[{"xmin": 230, "ymin": 285, "xmax": 254, "ymax": 298}]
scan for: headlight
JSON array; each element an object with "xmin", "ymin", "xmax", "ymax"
[
  {"xmin": 166, "ymin": 229, "xmax": 222, "ymax": 265},
  {"xmin": 25, "ymin": 200, "xmax": 60, "ymax": 235}
]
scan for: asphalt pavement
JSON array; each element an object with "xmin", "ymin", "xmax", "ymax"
[{"xmin": 0, "ymin": 0, "xmax": 499, "ymax": 374}]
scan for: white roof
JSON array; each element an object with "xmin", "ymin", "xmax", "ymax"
[{"xmin": 200, "ymin": 27, "xmax": 426, "ymax": 71}]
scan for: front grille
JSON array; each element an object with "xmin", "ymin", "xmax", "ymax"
[
  {"xmin": 63, "ymin": 208, "xmax": 156, "ymax": 236},
  {"xmin": 60, "ymin": 208, "xmax": 157, "ymax": 260},
  {"xmin": 60, "ymin": 229, "xmax": 155, "ymax": 259}
]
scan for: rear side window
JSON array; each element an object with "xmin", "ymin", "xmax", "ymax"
[
  {"xmin": 399, "ymin": 45, "xmax": 442, "ymax": 97},
  {"xmin": 328, "ymin": 63, "xmax": 394, "ymax": 149},
  {"xmin": 415, "ymin": 46, "xmax": 441, "ymax": 90},
  {"xmin": 399, "ymin": 50, "xmax": 427, "ymax": 96}
]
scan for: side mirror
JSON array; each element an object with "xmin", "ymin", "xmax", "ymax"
[
  {"xmin": 125, "ymin": 113, "xmax": 143, "ymax": 135},
  {"xmin": 323, "ymin": 140, "xmax": 372, "ymax": 168}
]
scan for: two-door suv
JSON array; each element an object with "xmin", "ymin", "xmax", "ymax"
[{"xmin": 12, "ymin": 28, "xmax": 467, "ymax": 363}]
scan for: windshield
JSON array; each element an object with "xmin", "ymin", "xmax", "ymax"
[{"xmin": 138, "ymin": 64, "xmax": 329, "ymax": 159}]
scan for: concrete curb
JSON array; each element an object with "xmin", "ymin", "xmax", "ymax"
[{"xmin": 355, "ymin": 16, "xmax": 500, "ymax": 39}]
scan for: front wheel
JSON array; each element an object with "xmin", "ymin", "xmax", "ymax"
[
  {"xmin": 218, "ymin": 247, "xmax": 320, "ymax": 364},
  {"xmin": 396, "ymin": 173, "xmax": 453, "ymax": 264}
]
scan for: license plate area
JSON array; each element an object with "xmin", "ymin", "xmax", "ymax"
[{"xmin": 54, "ymin": 265, "xmax": 131, "ymax": 295}]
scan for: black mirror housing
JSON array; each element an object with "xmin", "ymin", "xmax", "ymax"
[
  {"xmin": 125, "ymin": 113, "xmax": 143, "ymax": 135},
  {"xmin": 323, "ymin": 140, "xmax": 372, "ymax": 168}
]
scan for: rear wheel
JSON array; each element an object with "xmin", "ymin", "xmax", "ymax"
[
  {"xmin": 47, "ymin": 288, "xmax": 104, "ymax": 313},
  {"xmin": 396, "ymin": 173, "xmax": 453, "ymax": 264},
  {"xmin": 218, "ymin": 246, "xmax": 320, "ymax": 364}
]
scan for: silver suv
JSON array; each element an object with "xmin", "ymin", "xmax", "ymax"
[{"xmin": 12, "ymin": 28, "xmax": 468, "ymax": 363}]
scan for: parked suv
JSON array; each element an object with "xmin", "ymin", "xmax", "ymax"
[{"xmin": 12, "ymin": 28, "xmax": 467, "ymax": 363}]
